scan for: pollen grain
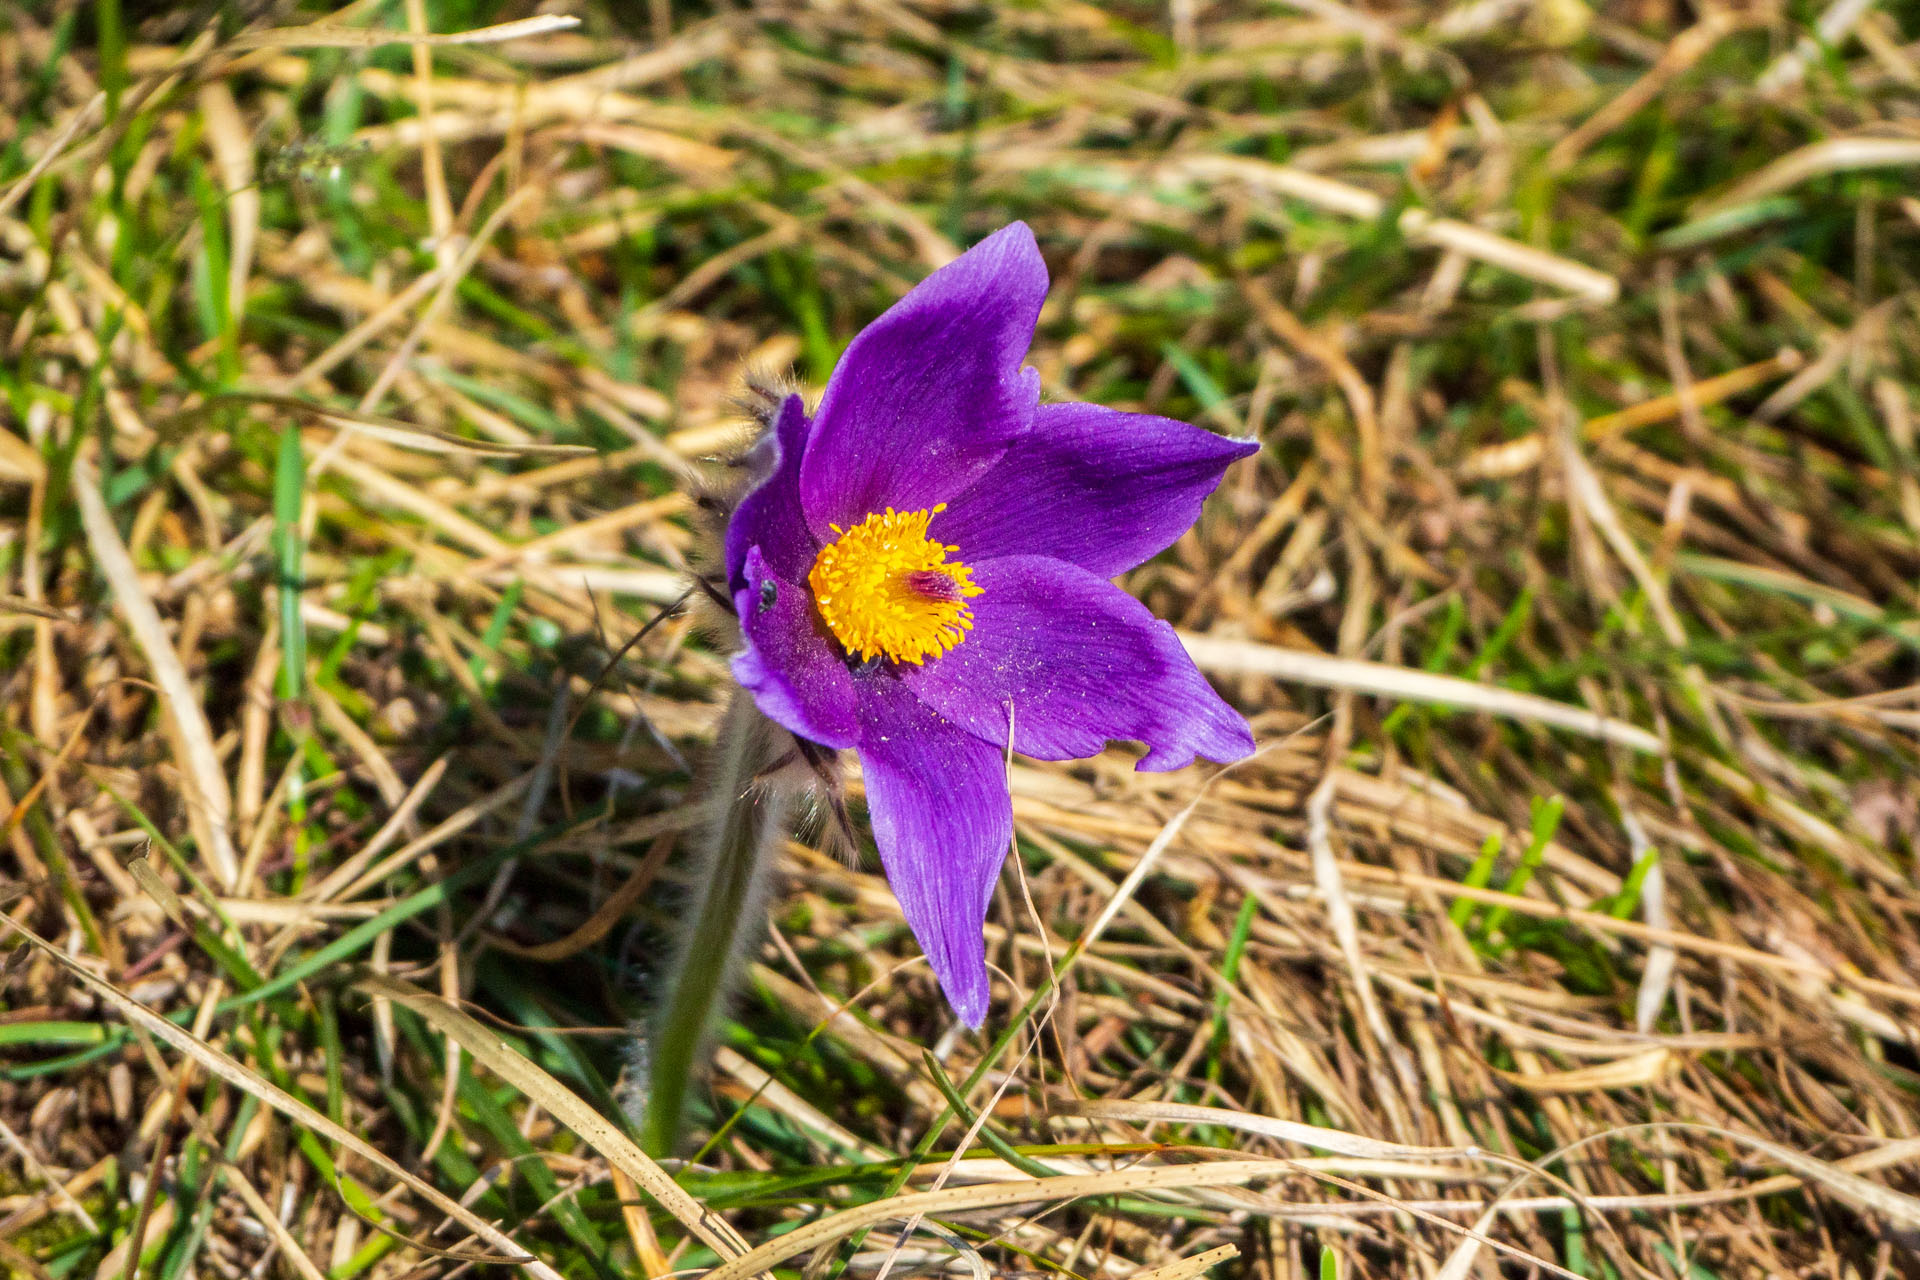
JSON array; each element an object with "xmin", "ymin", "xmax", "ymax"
[{"xmin": 808, "ymin": 505, "xmax": 982, "ymax": 666}]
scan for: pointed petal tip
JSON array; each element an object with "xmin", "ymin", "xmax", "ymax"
[
  {"xmin": 943, "ymin": 971, "xmax": 990, "ymax": 1029},
  {"xmin": 979, "ymin": 217, "xmax": 1036, "ymax": 250},
  {"xmin": 797, "ymin": 222, "xmax": 1047, "ymax": 531},
  {"xmin": 855, "ymin": 685, "xmax": 1011, "ymax": 1037},
  {"xmin": 916, "ymin": 882, "xmax": 993, "ymax": 1029},
  {"xmin": 904, "ymin": 557, "xmax": 1259, "ymax": 772},
  {"xmin": 930, "ymin": 405, "xmax": 1260, "ymax": 577},
  {"xmin": 954, "ymin": 220, "xmax": 1047, "ymax": 299},
  {"xmin": 1135, "ymin": 708, "xmax": 1257, "ymax": 773}
]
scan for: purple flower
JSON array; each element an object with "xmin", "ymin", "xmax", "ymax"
[{"xmin": 724, "ymin": 222, "xmax": 1256, "ymax": 1026}]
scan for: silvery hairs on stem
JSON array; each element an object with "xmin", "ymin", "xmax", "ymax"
[{"xmin": 637, "ymin": 368, "xmax": 848, "ymax": 1158}]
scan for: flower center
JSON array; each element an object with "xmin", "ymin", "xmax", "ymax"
[{"xmin": 807, "ymin": 505, "xmax": 983, "ymax": 666}]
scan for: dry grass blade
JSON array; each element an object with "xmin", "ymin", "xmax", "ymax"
[
  {"xmin": 702, "ymin": 1161, "xmax": 1290, "ymax": 1280},
  {"xmin": 1492, "ymin": 1048, "xmax": 1676, "ymax": 1093},
  {"xmin": 1174, "ymin": 156, "xmax": 1618, "ymax": 303},
  {"xmin": 1057, "ymin": 1100, "xmax": 1458, "ymax": 1160},
  {"xmin": 72, "ymin": 459, "xmax": 239, "ymax": 888},
  {"xmin": 213, "ymin": 1156, "xmax": 331, "ymax": 1280},
  {"xmin": 353, "ymin": 974, "xmax": 754, "ymax": 1266},
  {"xmin": 0, "ymin": 595, "xmax": 72, "ymax": 623},
  {"xmin": 223, "ymin": 14, "xmax": 579, "ymax": 51},
  {"xmin": 1179, "ymin": 633, "xmax": 1663, "ymax": 752},
  {"xmin": 0, "ymin": 917, "xmax": 564, "ymax": 1280},
  {"xmin": 1692, "ymin": 137, "xmax": 1920, "ymax": 217},
  {"xmin": 1710, "ymin": 1128, "xmax": 1920, "ymax": 1231},
  {"xmin": 0, "ymin": 92, "xmax": 102, "ymax": 221},
  {"xmin": 1131, "ymin": 1243, "xmax": 1240, "ymax": 1280},
  {"xmin": 1461, "ymin": 348, "xmax": 1804, "ymax": 478},
  {"xmin": 1546, "ymin": 9, "xmax": 1744, "ymax": 170},
  {"xmin": 206, "ymin": 394, "xmax": 597, "ymax": 458}
]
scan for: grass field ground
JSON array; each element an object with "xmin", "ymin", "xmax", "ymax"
[{"xmin": 3, "ymin": 1, "xmax": 1920, "ymax": 1277}]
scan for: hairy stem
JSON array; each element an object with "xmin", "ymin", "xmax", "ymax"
[{"xmin": 642, "ymin": 693, "xmax": 790, "ymax": 1156}]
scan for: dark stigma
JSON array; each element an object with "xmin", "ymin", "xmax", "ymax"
[{"xmin": 904, "ymin": 569, "xmax": 965, "ymax": 602}]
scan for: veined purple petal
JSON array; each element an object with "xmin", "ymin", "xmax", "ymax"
[
  {"xmin": 856, "ymin": 675, "xmax": 1012, "ymax": 1028},
  {"xmin": 731, "ymin": 548, "xmax": 861, "ymax": 750},
  {"xmin": 902, "ymin": 555, "xmax": 1254, "ymax": 771},
  {"xmin": 933, "ymin": 403, "xmax": 1259, "ymax": 578},
  {"xmin": 799, "ymin": 223, "xmax": 1047, "ymax": 538},
  {"xmin": 724, "ymin": 395, "xmax": 817, "ymax": 594}
]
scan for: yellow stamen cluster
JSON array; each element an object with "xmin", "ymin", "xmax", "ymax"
[{"xmin": 808, "ymin": 505, "xmax": 983, "ymax": 666}]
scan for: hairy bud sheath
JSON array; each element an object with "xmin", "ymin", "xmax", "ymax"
[{"xmin": 688, "ymin": 366, "xmax": 800, "ymax": 628}]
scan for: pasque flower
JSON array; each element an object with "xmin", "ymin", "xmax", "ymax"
[{"xmin": 724, "ymin": 222, "xmax": 1256, "ymax": 1026}]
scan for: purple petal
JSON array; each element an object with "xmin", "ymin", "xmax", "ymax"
[
  {"xmin": 799, "ymin": 223, "xmax": 1047, "ymax": 538},
  {"xmin": 902, "ymin": 555, "xmax": 1254, "ymax": 771},
  {"xmin": 725, "ymin": 395, "xmax": 817, "ymax": 593},
  {"xmin": 731, "ymin": 548, "xmax": 861, "ymax": 750},
  {"xmin": 933, "ymin": 403, "xmax": 1259, "ymax": 578},
  {"xmin": 856, "ymin": 675, "xmax": 1012, "ymax": 1027}
]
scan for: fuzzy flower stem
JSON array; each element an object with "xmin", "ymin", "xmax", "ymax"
[{"xmin": 642, "ymin": 692, "xmax": 790, "ymax": 1156}]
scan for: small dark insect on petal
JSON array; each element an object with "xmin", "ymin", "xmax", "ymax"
[
  {"xmin": 845, "ymin": 652, "xmax": 885, "ymax": 676},
  {"xmin": 758, "ymin": 578, "xmax": 778, "ymax": 614},
  {"xmin": 904, "ymin": 569, "xmax": 965, "ymax": 602}
]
